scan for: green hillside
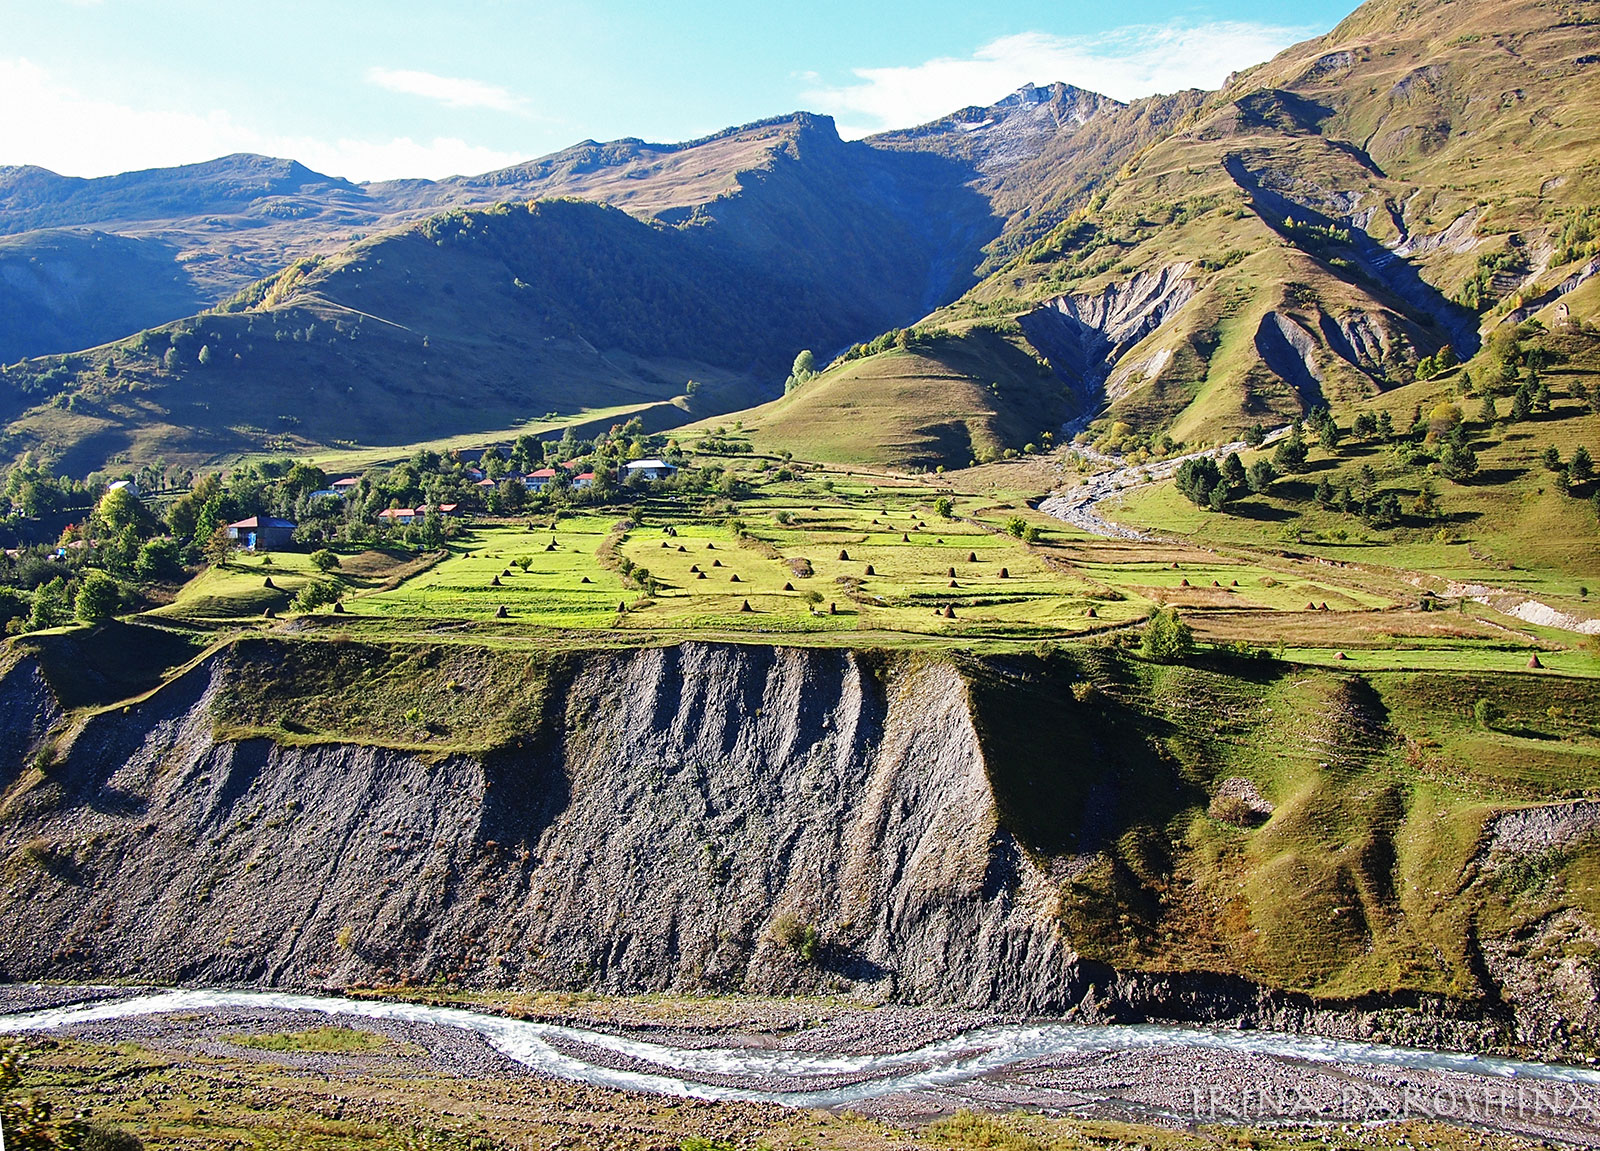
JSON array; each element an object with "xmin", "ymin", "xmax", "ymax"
[
  {"xmin": 0, "ymin": 116, "xmax": 1010, "ymax": 473},
  {"xmin": 818, "ymin": 0, "xmax": 1600, "ymax": 461},
  {"xmin": 726, "ymin": 326, "xmax": 1071, "ymax": 469}
]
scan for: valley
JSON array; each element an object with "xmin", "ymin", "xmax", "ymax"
[{"xmin": 2, "ymin": 0, "xmax": 1600, "ymax": 1147}]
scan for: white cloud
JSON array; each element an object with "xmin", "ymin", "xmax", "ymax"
[
  {"xmin": 365, "ymin": 66, "xmax": 529, "ymax": 114},
  {"xmin": 0, "ymin": 58, "xmax": 524, "ymax": 181},
  {"xmin": 804, "ymin": 22, "xmax": 1314, "ymax": 137}
]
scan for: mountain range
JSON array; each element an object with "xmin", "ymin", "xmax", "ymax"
[{"xmin": 1, "ymin": 0, "xmax": 1597, "ymax": 473}]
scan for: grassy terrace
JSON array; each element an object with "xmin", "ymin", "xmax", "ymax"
[{"xmin": 113, "ymin": 448, "xmax": 1597, "ymax": 679}]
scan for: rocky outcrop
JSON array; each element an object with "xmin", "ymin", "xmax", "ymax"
[
  {"xmin": 1254, "ymin": 312, "xmax": 1325, "ymax": 405},
  {"xmin": 0, "ymin": 643, "xmax": 1080, "ymax": 1009},
  {"xmin": 1019, "ymin": 264, "xmax": 1196, "ymax": 409},
  {"xmin": 0, "ymin": 654, "xmax": 61, "ymax": 775}
]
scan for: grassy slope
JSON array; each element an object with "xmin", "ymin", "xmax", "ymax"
[
  {"xmin": 729, "ymin": 329, "xmax": 1070, "ymax": 469},
  {"xmin": 789, "ymin": 0, "xmax": 1600, "ymax": 463},
  {"xmin": 1106, "ymin": 340, "xmax": 1600, "ymax": 614},
  {"xmin": 976, "ymin": 650, "xmax": 1600, "ymax": 1004}
]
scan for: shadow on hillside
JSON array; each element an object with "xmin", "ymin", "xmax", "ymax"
[
  {"xmin": 1471, "ymin": 467, "xmax": 1526, "ymax": 485},
  {"xmin": 21, "ymin": 620, "xmax": 209, "ymax": 710},
  {"xmin": 965, "ymin": 652, "xmax": 1210, "ymax": 859},
  {"xmin": 1230, "ymin": 501, "xmax": 1297, "ymax": 522}
]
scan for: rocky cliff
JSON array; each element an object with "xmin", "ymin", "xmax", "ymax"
[
  {"xmin": 1, "ymin": 637, "xmax": 1596, "ymax": 1056},
  {"xmin": 0, "ymin": 642, "xmax": 1075, "ymax": 1007}
]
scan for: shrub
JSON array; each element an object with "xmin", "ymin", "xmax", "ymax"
[
  {"xmin": 81, "ymin": 1125, "xmax": 145, "ymax": 1151},
  {"xmin": 768, "ymin": 912, "xmax": 819, "ymax": 963},
  {"xmin": 1140, "ymin": 607, "xmax": 1194, "ymax": 663},
  {"xmin": 1003, "ymin": 516, "xmax": 1027, "ymax": 538},
  {"xmin": 1474, "ymin": 698, "xmax": 1504, "ymax": 729},
  {"xmin": 310, "ymin": 548, "xmax": 341, "ymax": 573},
  {"xmin": 292, "ymin": 579, "xmax": 341, "ymax": 612},
  {"xmin": 74, "ymin": 570, "xmax": 120, "ymax": 623}
]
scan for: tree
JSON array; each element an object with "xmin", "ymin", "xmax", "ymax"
[
  {"xmin": 1247, "ymin": 458, "xmax": 1276, "ymax": 494},
  {"xmin": 74, "ymin": 570, "xmax": 120, "ymax": 623},
  {"xmin": 1243, "ymin": 424, "xmax": 1266, "ymax": 447},
  {"xmin": 1542, "ymin": 445, "xmax": 1564, "ymax": 473},
  {"xmin": 933, "ymin": 496, "xmax": 954, "ymax": 518},
  {"xmin": 1220, "ymin": 452, "xmax": 1247, "ymax": 491},
  {"xmin": 419, "ymin": 508, "xmax": 446, "ymax": 549},
  {"xmin": 1141, "ymin": 607, "xmax": 1194, "ymax": 663},
  {"xmin": 197, "ymin": 344, "xmax": 213, "ymax": 365},
  {"xmin": 1365, "ymin": 490, "xmax": 1403, "ymax": 528},
  {"xmin": 1426, "ymin": 402, "xmax": 1463, "ymax": 441},
  {"xmin": 96, "ymin": 487, "xmax": 141, "ymax": 535},
  {"xmin": 1272, "ymin": 430, "xmax": 1310, "ymax": 474},
  {"xmin": 204, "ymin": 525, "xmax": 235, "ymax": 567},
  {"xmin": 1509, "ymin": 385, "xmax": 1533, "ymax": 422},
  {"xmin": 310, "ymin": 548, "xmax": 341, "ymax": 573},
  {"xmin": 1174, "ymin": 457, "xmax": 1222, "ymax": 508},
  {"xmin": 1352, "ymin": 411, "xmax": 1377, "ymax": 439},
  {"xmin": 1413, "ymin": 482, "xmax": 1440, "ymax": 519},
  {"xmin": 1004, "ymin": 516, "xmax": 1027, "ymax": 538},
  {"xmin": 1437, "ymin": 440, "xmax": 1478, "ymax": 482},
  {"xmin": 1571, "ymin": 445, "xmax": 1594, "ymax": 485},
  {"xmin": 785, "ymin": 349, "xmax": 817, "ymax": 392},
  {"xmin": 1376, "ymin": 410, "xmax": 1395, "ymax": 441},
  {"xmin": 27, "ymin": 577, "xmax": 73, "ymax": 631},
  {"xmin": 1477, "ymin": 393, "xmax": 1498, "ymax": 424},
  {"xmin": 134, "ymin": 538, "xmax": 183, "ymax": 581}
]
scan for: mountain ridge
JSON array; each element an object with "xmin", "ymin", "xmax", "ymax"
[{"xmin": 5, "ymin": 0, "xmax": 1600, "ymax": 473}]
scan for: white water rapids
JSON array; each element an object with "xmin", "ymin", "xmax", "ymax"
[{"xmin": 4, "ymin": 989, "xmax": 1600, "ymax": 1107}]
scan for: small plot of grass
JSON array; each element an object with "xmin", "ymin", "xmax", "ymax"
[
  {"xmin": 1286, "ymin": 644, "xmax": 1600, "ymax": 677},
  {"xmin": 357, "ymin": 520, "xmax": 626, "ymax": 626},
  {"xmin": 226, "ymin": 1025, "xmax": 390, "ymax": 1053},
  {"xmin": 156, "ymin": 551, "xmax": 322, "ymax": 619}
]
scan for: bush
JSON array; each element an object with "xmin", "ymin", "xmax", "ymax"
[
  {"xmin": 1474, "ymin": 698, "xmax": 1504, "ymax": 729},
  {"xmin": 1140, "ymin": 607, "xmax": 1194, "ymax": 663},
  {"xmin": 768, "ymin": 912, "xmax": 819, "ymax": 963},
  {"xmin": 82, "ymin": 1126, "xmax": 146, "ymax": 1151},
  {"xmin": 292, "ymin": 578, "xmax": 341, "ymax": 612},
  {"xmin": 310, "ymin": 548, "xmax": 341, "ymax": 573},
  {"xmin": 134, "ymin": 538, "xmax": 184, "ymax": 581},
  {"xmin": 74, "ymin": 570, "xmax": 120, "ymax": 623},
  {"xmin": 1004, "ymin": 516, "xmax": 1027, "ymax": 538}
]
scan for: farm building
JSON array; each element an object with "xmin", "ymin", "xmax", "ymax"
[
  {"xmin": 226, "ymin": 516, "xmax": 297, "ymax": 550},
  {"xmin": 624, "ymin": 459, "xmax": 677, "ymax": 482}
]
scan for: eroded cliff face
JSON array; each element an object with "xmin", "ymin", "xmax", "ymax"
[
  {"xmin": 0, "ymin": 642, "xmax": 1077, "ymax": 1008},
  {"xmin": 3, "ymin": 637, "xmax": 1598, "ymax": 1057}
]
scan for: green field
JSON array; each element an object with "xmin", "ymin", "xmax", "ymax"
[{"xmin": 122, "ymin": 438, "xmax": 1600, "ymax": 683}]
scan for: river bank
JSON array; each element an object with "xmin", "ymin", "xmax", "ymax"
[{"xmin": 4, "ymin": 986, "xmax": 1598, "ymax": 1148}]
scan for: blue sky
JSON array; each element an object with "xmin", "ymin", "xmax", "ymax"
[{"xmin": 0, "ymin": 0, "xmax": 1361, "ymax": 182}]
